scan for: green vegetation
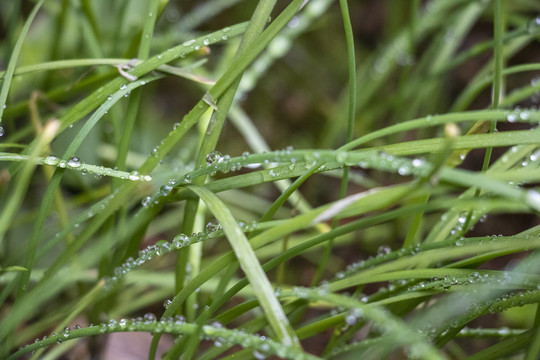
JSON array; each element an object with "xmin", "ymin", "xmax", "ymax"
[{"xmin": 2, "ymin": 0, "xmax": 540, "ymax": 359}]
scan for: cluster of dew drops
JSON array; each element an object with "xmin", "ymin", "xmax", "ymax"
[
  {"xmin": 104, "ymin": 219, "xmax": 255, "ymax": 291},
  {"xmin": 41, "ymin": 155, "xmax": 152, "ymax": 181},
  {"xmin": 25, "ymin": 315, "xmax": 292, "ymax": 360}
]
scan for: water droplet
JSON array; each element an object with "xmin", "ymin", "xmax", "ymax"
[
  {"xmin": 173, "ymin": 234, "xmax": 189, "ymax": 248},
  {"xmin": 377, "ymin": 245, "xmax": 391, "ymax": 256},
  {"xmin": 142, "ymin": 196, "xmax": 152, "ymax": 207},
  {"xmin": 345, "ymin": 314, "xmax": 357, "ymax": 325},
  {"xmin": 507, "ymin": 113, "xmax": 518, "ymax": 123},
  {"xmin": 527, "ymin": 190, "xmax": 540, "ymax": 209},
  {"xmin": 242, "ymin": 151, "xmax": 250, "ymax": 159},
  {"xmin": 527, "ymin": 16, "xmax": 540, "ymax": 35},
  {"xmin": 67, "ymin": 157, "xmax": 81, "ymax": 168},
  {"xmin": 129, "ymin": 171, "xmax": 140, "ymax": 181},
  {"xmin": 120, "ymin": 84, "xmax": 127, "ymax": 90},
  {"xmin": 56, "ymin": 338, "xmax": 63, "ymax": 344},
  {"xmin": 183, "ymin": 39, "xmax": 195, "ymax": 46},
  {"xmin": 144, "ymin": 313, "xmax": 156, "ymax": 323},
  {"xmin": 44, "ymin": 155, "xmax": 59, "ymax": 166},
  {"xmin": 160, "ymin": 184, "xmax": 173, "ymax": 196},
  {"xmin": 206, "ymin": 219, "xmax": 221, "ymax": 233},
  {"xmin": 412, "ymin": 158, "xmax": 425, "ymax": 168},
  {"xmin": 398, "ymin": 165, "xmax": 410, "ymax": 175},
  {"xmin": 203, "ymin": 38, "xmax": 210, "ymax": 46},
  {"xmin": 158, "ymin": 54, "xmax": 163, "ymax": 59},
  {"xmin": 206, "ymin": 151, "xmax": 223, "ymax": 166},
  {"xmin": 163, "ymin": 299, "xmax": 172, "ymax": 309},
  {"xmin": 107, "ymin": 94, "xmax": 113, "ymax": 100}
]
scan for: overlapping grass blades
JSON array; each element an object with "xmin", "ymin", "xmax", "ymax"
[{"xmin": 2, "ymin": 0, "xmax": 540, "ymax": 359}]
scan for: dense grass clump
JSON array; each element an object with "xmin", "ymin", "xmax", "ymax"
[{"xmin": 2, "ymin": 0, "xmax": 540, "ymax": 359}]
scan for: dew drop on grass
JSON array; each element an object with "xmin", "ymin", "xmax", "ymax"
[
  {"xmin": 173, "ymin": 234, "xmax": 189, "ymax": 248},
  {"xmin": 527, "ymin": 190, "xmax": 540, "ymax": 209},
  {"xmin": 67, "ymin": 157, "xmax": 81, "ymax": 168},
  {"xmin": 206, "ymin": 219, "xmax": 221, "ymax": 233},
  {"xmin": 142, "ymin": 196, "xmax": 151, "ymax": 207},
  {"xmin": 120, "ymin": 84, "xmax": 127, "ymax": 90},
  {"xmin": 345, "ymin": 314, "xmax": 357, "ymax": 326},
  {"xmin": 144, "ymin": 313, "xmax": 156, "ymax": 323},
  {"xmin": 377, "ymin": 245, "xmax": 391, "ymax": 256},
  {"xmin": 206, "ymin": 150, "xmax": 223, "ymax": 166},
  {"xmin": 128, "ymin": 171, "xmax": 140, "ymax": 181},
  {"xmin": 160, "ymin": 184, "xmax": 173, "ymax": 196},
  {"xmin": 44, "ymin": 155, "xmax": 59, "ymax": 166},
  {"xmin": 183, "ymin": 39, "xmax": 195, "ymax": 46},
  {"xmin": 412, "ymin": 158, "xmax": 425, "ymax": 168},
  {"xmin": 163, "ymin": 299, "xmax": 172, "ymax": 309},
  {"xmin": 203, "ymin": 38, "xmax": 210, "ymax": 46},
  {"xmin": 398, "ymin": 165, "xmax": 410, "ymax": 175},
  {"xmin": 0, "ymin": 126, "xmax": 4, "ymax": 137},
  {"xmin": 527, "ymin": 16, "xmax": 540, "ymax": 35},
  {"xmin": 507, "ymin": 113, "xmax": 518, "ymax": 123}
]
